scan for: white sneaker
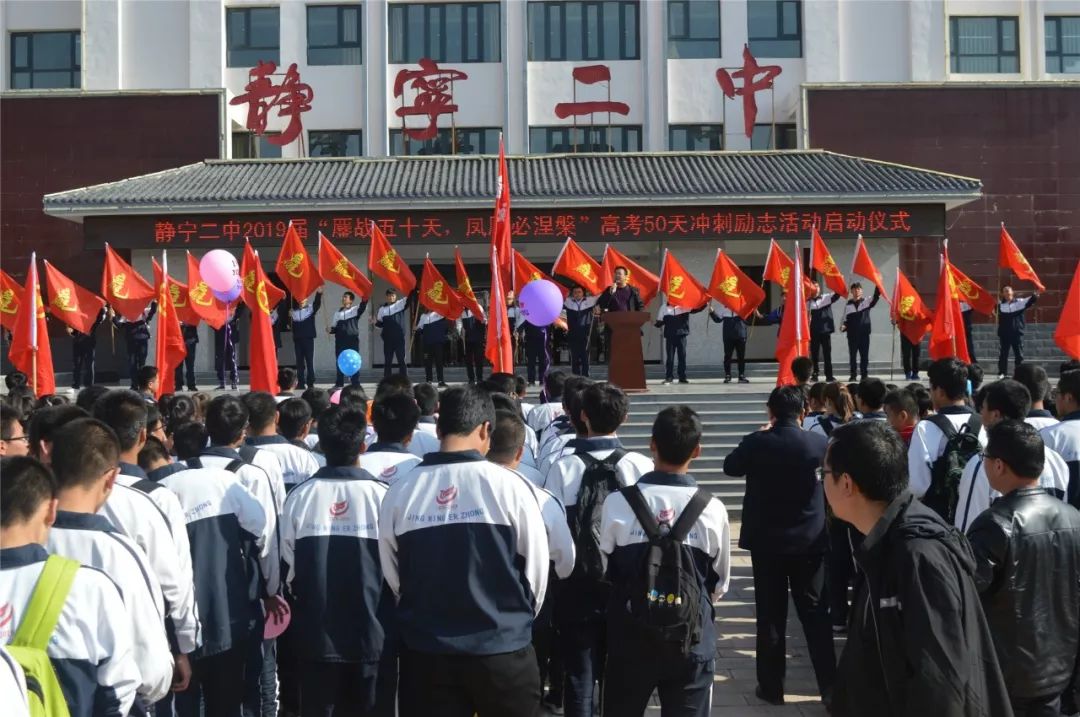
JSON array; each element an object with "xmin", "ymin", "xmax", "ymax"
[{"xmin": 662, "ymin": 379, "xmax": 673, "ymax": 385}]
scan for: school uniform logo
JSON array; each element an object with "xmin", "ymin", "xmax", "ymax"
[
  {"xmin": 329, "ymin": 500, "xmax": 349, "ymax": 518},
  {"xmin": 435, "ymin": 485, "xmax": 458, "ymax": 508},
  {"xmin": 381, "ymin": 466, "xmax": 398, "ymax": 479},
  {"xmin": 0, "ymin": 603, "xmax": 13, "ymax": 641},
  {"xmin": 657, "ymin": 508, "xmax": 675, "ymax": 525}
]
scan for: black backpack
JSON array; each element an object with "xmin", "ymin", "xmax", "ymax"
[
  {"xmin": 568, "ymin": 449, "xmax": 626, "ymax": 582},
  {"xmin": 923, "ymin": 414, "xmax": 982, "ymax": 523},
  {"xmin": 618, "ymin": 485, "xmax": 712, "ymax": 655}
]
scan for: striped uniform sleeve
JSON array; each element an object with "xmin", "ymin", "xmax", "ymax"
[
  {"xmin": 154, "ymin": 487, "xmax": 201, "ymax": 654},
  {"xmin": 237, "ymin": 464, "xmax": 281, "ymax": 596},
  {"xmin": 510, "ymin": 479, "xmax": 550, "ymax": 615},
  {"xmin": 84, "ymin": 569, "xmax": 141, "ymax": 717},
  {"xmin": 111, "ymin": 534, "xmax": 174, "ymax": 702},
  {"xmin": 377, "ymin": 487, "xmax": 402, "ymax": 598},
  {"xmin": 223, "ymin": 478, "xmax": 272, "ymax": 580}
]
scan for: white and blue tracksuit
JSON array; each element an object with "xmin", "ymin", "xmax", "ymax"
[
  {"xmin": 1042, "ymin": 411, "xmax": 1080, "ymax": 508},
  {"xmin": 357, "ymin": 442, "xmax": 422, "ymax": 486},
  {"xmin": 246, "ymin": 435, "xmax": 320, "ymax": 491}
]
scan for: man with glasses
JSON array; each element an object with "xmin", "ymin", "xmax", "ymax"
[{"xmin": 0, "ymin": 404, "xmax": 29, "ymax": 456}]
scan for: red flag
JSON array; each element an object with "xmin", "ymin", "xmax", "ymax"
[
  {"xmin": 485, "ymin": 245, "xmax": 513, "ymax": 372},
  {"xmin": 1054, "ymin": 260, "xmax": 1080, "ymax": 359},
  {"xmin": 318, "ymin": 232, "xmax": 373, "ymax": 300},
  {"xmin": 492, "ymin": 135, "xmax": 513, "ymax": 293},
  {"xmin": 851, "ymin": 234, "xmax": 889, "ymax": 301},
  {"xmin": 552, "ymin": 238, "xmax": 604, "ymax": 296},
  {"xmin": 186, "ymin": 252, "xmax": 228, "ymax": 330},
  {"xmin": 763, "ymin": 239, "xmax": 795, "ymax": 290},
  {"xmin": 891, "ymin": 268, "xmax": 933, "ymax": 345},
  {"xmin": 42, "ymin": 261, "xmax": 106, "ymax": 334},
  {"xmin": 9, "ymin": 254, "xmax": 55, "ymax": 397},
  {"xmin": 601, "ymin": 245, "xmax": 659, "ymax": 305},
  {"xmin": 775, "ymin": 243, "xmax": 810, "ymax": 386},
  {"xmin": 513, "ymin": 251, "xmax": 569, "ymax": 298},
  {"xmin": 708, "ymin": 250, "xmax": 765, "ymax": 319},
  {"xmin": 810, "ymin": 228, "xmax": 848, "ymax": 296},
  {"xmin": 153, "ymin": 252, "xmax": 187, "ymax": 398},
  {"xmin": 659, "ymin": 250, "xmax": 709, "ymax": 309},
  {"xmin": 241, "ymin": 242, "xmax": 286, "ymax": 393},
  {"xmin": 929, "ymin": 247, "xmax": 971, "ymax": 363},
  {"xmin": 0, "ymin": 270, "xmax": 21, "ymax": 331},
  {"xmin": 454, "ymin": 247, "xmax": 485, "ymax": 319},
  {"xmin": 948, "ymin": 263, "xmax": 996, "ymax": 315},
  {"xmin": 999, "ymin": 223, "xmax": 1045, "ymax": 292},
  {"xmin": 368, "ymin": 222, "xmax": 417, "ymax": 294},
  {"xmin": 152, "ymin": 258, "xmax": 201, "ymax": 326},
  {"xmin": 275, "ymin": 222, "xmax": 323, "ymax": 301},
  {"xmin": 419, "ymin": 256, "xmax": 465, "ymax": 320},
  {"xmin": 101, "ymin": 244, "xmax": 155, "ymax": 321}
]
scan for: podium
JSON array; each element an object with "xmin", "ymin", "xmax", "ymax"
[{"xmin": 604, "ymin": 311, "xmax": 650, "ymax": 393}]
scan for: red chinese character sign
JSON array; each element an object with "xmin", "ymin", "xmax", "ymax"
[
  {"xmin": 554, "ymin": 65, "xmax": 631, "ymax": 123},
  {"xmin": 716, "ymin": 45, "xmax": 782, "ymax": 140},
  {"xmin": 394, "ymin": 58, "xmax": 469, "ymax": 141},
  {"xmin": 230, "ymin": 61, "xmax": 314, "ymax": 146}
]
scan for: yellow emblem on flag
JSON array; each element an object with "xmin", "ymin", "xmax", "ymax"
[
  {"xmin": 190, "ymin": 281, "xmax": 213, "ymax": 306},
  {"xmin": 111, "ymin": 273, "xmax": 129, "ymax": 299},
  {"xmin": 0, "ymin": 289, "xmax": 16, "ymax": 315},
  {"xmin": 717, "ymin": 275, "xmax": 741, "ymax": 299},
  {"xmin": 898, "ymin": 295, "xmax": 916, "ymax": 321},
  {"xmin": 284, "ymin": 253, "xmax": 305, "ymax": 279},
  {"xmin": 332, "ymin": 258, "xmax": 353, "ymax": 280},
  {"xmin": 668, "ymin": 276, "xmax": 685, "ymax": 299},
  {"xmin": 51, "ymin": 288, "xmax": 77, "ymax": 313},
  {"xmin": 426, "ymin": 281, "xmax": 449, "ymax": 306},
  {"xmin": 822, "ymin": 256, "xmax": 841, "ymax": 276},
  {"xmin": 575, "ymin": 263, "xmax": 597, "ymax": 282},
  {"xmin": 379, "ymin": 251, "xmax": 400, "ymax": 274},
  {"xmin": 169, "ymin": 283, "xmax": 187, "ymax": 307},
  {"xmin": 779, "ymin": 266, "xmax": 791, "ymax": 287},
  {"xmin": 257, "ymin": 280, "xmax": 270, "ymax": 314},
  {"xmin": 244, "ymin": 270, "xmax": 256, "ymax": 294},
  {"xmin": 457, "ymin": 277, "xmax": 475, "ymax": 300}
]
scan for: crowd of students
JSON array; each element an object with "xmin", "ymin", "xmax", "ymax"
[{"xmin": 0, "ymin": 356, "xmax": 1078, "ymax": 717}]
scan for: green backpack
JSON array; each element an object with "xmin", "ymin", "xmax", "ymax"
[{"xmin": 7, "ymin": 555, "xmax": 77, "ymax": 717}]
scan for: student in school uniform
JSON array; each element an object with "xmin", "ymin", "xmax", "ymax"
[{"xmin": 996, "ymin": 285, "xmax": 1039, "ymax": 379}]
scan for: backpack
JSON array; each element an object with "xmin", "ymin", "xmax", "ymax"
[
  {"xmin": 568, "ymin": 449, "xmax": 626, "ymax": 582},
  {"xmin": 618, "ymin": 485, "xmax": 712, "ymax": 655},
  {"xmin": 923, "ymin": 414, "xmax": 983, "ymax": 523},
  {"xmin": 817, "ymin": 415, "xmax": 837, "ymax": 437},
  {"xmin": 6, "ymin": 555, "xmax": 78, "ymax": 717}
]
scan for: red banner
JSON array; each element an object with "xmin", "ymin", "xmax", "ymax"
[{"xmin": 708, "ymin": 250, "xmax": 765, "ymax": 320}]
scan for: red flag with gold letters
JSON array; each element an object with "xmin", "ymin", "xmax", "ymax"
[
  {"xmin": 810, "ymin": 228, "xmax": 848, "ymax": 296},
  {"xmin": 851, "ymin": 234, "xmax": 888, "ymax": 301},
  {"xmin": 513, "ymin": 250, "xmax": 569, "ymax": 298},
  {"xmin": 930, "ymin": 246, "xmax": 971, "ymax": 363},
  {"xmin": 153, "ymin": 252, "xmax": 188, "ymax": 398},
  {"xmin": 948, "ymin": 263, "xmax": 995, "ymax": 315},
  {"xmin": 552, "ymin": 238, "xmax": 605, "ymax": 296},
  {"xmin": 454, "ymin": 247, "xmax": 485, "ymax": 319},
  {"xmin": 600, "ymin": 245, "xmax": 659, "ymax": 306},
  {"xmin": 9, "ymin": 254, "xmax": 55, "ymax": 396},
  {"xmin": 318, "ymin": 232, "xmax": 373, "ymax": 300},
  {"xmin": 43, "ymin": 261, "xmax": 106, "ymax": 334},
  {"xmin": 999, "ymin": 224, "xmax": 1045, "ymax": 292},
  {"xmin": 708, "ymin": 250, "xmax": 765, "ymax": 320},
  {"xmin": 775, "ymin": 246, "xmax": 810, "ymax": 387},
  {"xmin": 659, "ymin": 250, "xmax": 709, "ymax": 309},
  {"xmin": 891, "ymin": 268, "xmax": 933, "ymax": 345},
  {"xmin": 241, "ymin": 241, "xmax": 286, "ymax": 393},
  {"xmin": 275, "ymin": 222, "xmax": 323, "ymax": 301},
  {"xmin": 0, "ymin": 270, "xmax": 22, "ymax": 331},
  {"xmin": 368, "ymin": 222, "xmax": 416, "ymax": 294},
  {"xmin": 419, "ymin": 256, "xmax": 465, "ymax": 321},
  {"xmin": 152, "ymin": 258, "xmax": 201, "ymax": 326},
  {"xmin": 185, "ymin": 252, "xmax": 227, "ymax": 330},
  {"xmin": 763, "ymin": 239, "xmax": 795, "ymax": 290},
  {"xmin": 102, "ymin": 243, "xmax": 155, "ymax": 321}
]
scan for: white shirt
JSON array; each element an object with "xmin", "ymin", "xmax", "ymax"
[
  {"xmin": 357, "ymin": 447, "xmax": 423, "ymax": 486},
  {"xmin": 376, "ymin": 297, "xmax": 408, "ymax": 321},
  {"xmin": 290, "ymin": 293, "xmax": 319, "ymax": 322},
  {"xmin": 955, "ymin": 447, "xmax": 1071, "ymax": 532},
  {"xmin": 528, "ymin": 402, "xmax": 565, "ymax": 436},
  {"xmin": 332, "ymin": 305, "xmax": 361, "ymax": 323},
  {"xmin": 807, "ymin": 292, "xmax": 838, "ymax": 311},
  {"xmin": 543, "ymin": 440, "xmax": 653, "ymax": 506},
  {"xmin": 656, "ymin": 304, "xmax": 694, "ymax": 320},
  {"xmin": 1025, "ymin": 413, "xmax": 1059, "ymax": 431},
  {"xmin": 908, "ymin": 409, "xmax": 988, "ymax": 498},
  {"xmin": 405, "ymin": 429, "xmax": 440, "ymax": 458},
  {"xmin": 417, "ymin": 311, "xmax": 444, "ymax": 329},
  {"xmin": 0, "ymin": 647, "xmax": 29, "ymax": 717},
  {"xmin": 998, "ymin": 297, "xmax": 1034, "ymax": 315}
]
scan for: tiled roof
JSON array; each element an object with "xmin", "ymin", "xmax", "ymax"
[{"xmin": 43, "ymin": 150, "xmax": 981, "ymax": 217}]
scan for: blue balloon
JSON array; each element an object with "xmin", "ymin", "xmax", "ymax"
[{"xmin": 337, "ymin": 349, "xmax": 362, "ymax": 377}]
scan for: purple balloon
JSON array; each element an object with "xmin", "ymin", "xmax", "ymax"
[
  {"xmin": 212, "ymin": 280, "xmax": 242, "ymax": 303},
  {"xmin": 518, "ymin": 279, "xmax": 563, "ymax": 326}
]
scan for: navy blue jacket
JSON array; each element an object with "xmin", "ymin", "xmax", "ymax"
[
  {"xmin": 112, "ymin": 302, "xmax": 157, "ymax": 347},
  {"xmin": 290, "ymin": 293, "xmax": 322, "ymax": 340},
  {"xmin": 997, "ymin": 295, "xmax": 1037, "ymax": 338},
  {"xmin": 419, "ymin": 316, "xmax": 450, "ymax": 347},
  {"xmin": 809, "ymin": 293, "xmax": 842, "ymax": 335},
  {"xmin": 460, "ymin": 312, "xmax": 485, "ymax": 345},
  {"xmin": 655, "ymin": 305, "xmax": 706, "ymax": 339},
  {"xmin": 709, "ymin": 307, "xmax": 749, "ymax": 342},
  {"xmin": 842, "ymin": 290, "xmax": 881, "ymax": 335}
]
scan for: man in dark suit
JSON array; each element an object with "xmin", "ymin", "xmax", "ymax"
[
  {"xmin": 723, "ymin": 385, "xmax": 836, "ymax": 707},
  {"xmin": 69, "ymin": 307, "xmax": 107, "ymax": 390},
  {"xmin": 111, "ymin": 302, "xmax": 156, "ymax": 389},
  {"xmin": 290, "ymin": 290, "xmax": 322, "ymax": 389},
  {"xmin": 654, "ymin": 300, "xmax": 707, "ymax": 384},
  {"xmin": 597, "ymin": 266, "xmax": 644, "ymax": 367},
  {"xmin": 174, "ymin": 322, "xmax": 199, "ymax": 391}
]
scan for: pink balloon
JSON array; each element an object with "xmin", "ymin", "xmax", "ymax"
[
  {"xmin": 263, "ymin": 596, "xmax": 291, "ymax": 640},
  {"xmin": 200, "ymin": 250, "xmax": 240, "ymax": 292},
  {"xmin": 518, "ymin": 279, "xmax": 564, "ymax": 326},
  {"xmin": 330, "ymin": 389, "xmax": 342, "ymax": 405}
]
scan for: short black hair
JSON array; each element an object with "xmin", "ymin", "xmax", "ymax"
[
  {"xmin": 565, "ymin": 379, "xmax": 593, "ymax": 434},
  {"xmin": 858, "ymin": 378, "xmax": 888, "ymax": 411},
  {"xmin": 135, "ymin": 365, "xmax": 158, "ymax": 391},
  {"xmin": 905, "ymin": 382, "xmax": 933, "ymax": 417},
  {"xmin": 146, "ymin": 403, "xmax": 163, "ymax": 434},
  {"xmin": 28, "ymin": 405, "xmax": 88, "ymax": 458},
  {"xmin": 968, "ymin": 362, "xmax": 985, "ymax": 393},
  {"xmin": 3, "ymin": 388, "xmax": 34, "ymax": 423},
  {"xmin": 205, "ymin": 395, "xmax": 248, "ymax": 446},
  {"xmin": 581, "ymin": 382, "xmax": 629, "ymax": 435},
  {"xmin": 488, "ymin": 409, "xmax": 526, "ymax": 464},
  {"xmin": 883, "ymin": 389, "xmax": 918, "ymax": 418},
  {"xmin": 371, "ymin": 393, "xmax": 420, "ymax": 444},
  {"xmin": 985, "ymin": 420, "xmax": 1044, "ymax": 480},
  {"xmin": 241, "ymin": 392, "xmax": 279, "ymax": 432},
  {"xmin": 791, "ymin": 357, "xmax": 813, "ymax": 384},
  {"xmin": 5, "ymin": 372, "xmax": 28, "ymax": 391},
  {"xmin": 385, "ymin": 288, "xmax": 397, "ymax": 297},
  {"xmin": 35, "ymin": 395, "xmax": 69, "ymax": 410},
  {"xmin": 514, "ymin": 376, "xmax": 528, "ymax": 397},
  {"xmin": 172, "ymin": 421, "xmax": 208, "ymax": 461},
  {"xmin": 375, "ymin": 374, "xmax": 412, "ymax": 399},
  {"xmin": 928, "ymin": 358, "xmax": 969, "ymax": 401},
  {"xmin": 808, "ymin": 381, "xmax": 827, "ymax": 405},
  {"xmin": 164, "ymin": 395, "xmax": 196, "ymax": 435},
  {"xmin": 1058, "ymin": 370, "xmax": 1080, "ymax": 404},
  {"xmin": 338, "ymin": 384, "xmax": 368, "ymax": 412},
  {"xmin": 436, "ymin": 385, "xmax": 495, "ymax": 438},
  {"xmin": 767, "ymin": 385, "xmax": 805, "ymax": 422},
  {"xmin": 1, "ymin": 404, "xmax": 22, "ymax": 439},
  {"xmin": 0, "ymin": 456, "xmax": 56, "ymax": 528},
  {"xmin": 652, "ymin": 406, "xmax": 702, "ymax": 466},
  {"xmin": 480, "ymin": 373, "xmax": 516, "ymax": 396},
  {"xmin": 413, "ymin": 383, "xmax": 439, "ymax": 416},
  {"xmin": 301, "ymin": 387, "xmax": 332, "ymax": 422},
  {"xmin": 137, "ymin": 435, "xmax": 172, "ymax": 470},
  {"xmin": 277, "ymin": 398, "xmax": 313, "ymax": 441},
  {"xmin": 1061, "ymin": 359, "xmax": 1080, "ymax": 376},
  {"xmin": 850, "ymin": 281, "xmax": 863, "ymax": 290},
  {"xmin": 277, "ymin": 366, "xmax": 298, "ymax": 392},
  {"xmin": 317, "ymin": 406, "xmax": 367, "ymax": 467},
  {"xmin": 488, "ymin": 392, "xmax": 522, "ymax": 418},
  {"xmin": 75, "ymin": 385, "xmax": 111, "ymax": 413},
  {"xmin": 614, "ymin": 265, "xmax": 628, "ymax": 275},
  {"xmin": 981, "ymin": 380, "xmax": 1031, "ymax": 420},
  {"xmin": 343, "ymin": 291, "xmax": 355, "ymax": 301},
  {"xmin": 50, "ymin": 418, "xmax": 120, "ymax": 491},
  {"xmin": 1013, "ymin": 363, "xmax": 1050, "ymax": 404},
  {"xmin": 543, "ymin": 370, "xmax": 568, "ymax": 401},
  {"xmin": 827, "ymin": 420, "xmax": 908, "ymax": 502},
  {"xmin": 92, "ymin": 390, "xmax": 148, "ymax": 452},
  {"xmin": 562, "ymin": 376, "xmax": 590, "ymax": 409}
]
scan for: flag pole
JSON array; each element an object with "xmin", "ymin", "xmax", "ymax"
[{"xmin": 890, "ymin": 323, "xmax": 897, "ymax": 381}]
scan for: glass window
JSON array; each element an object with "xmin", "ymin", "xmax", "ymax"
[
  {"xmin": 227, "ymin": 7, "xmax": 280, "ymax": 67},
  {"xmin": 307, "ymin": 5, "xmax": 362, "ymax": 65},
  {"xmin": 747, "ymin": 0, "xmax": 802, "ymax": 58},
  {"xmin": 751, "ymin": 123, "xmax": 797, "ymax": 149},
  {"xmin": 232, "ymin": 132, "xmax": 283, "ymax": 158},
  {"xmin": 667, "ymin": 1, "xmax": 720, "ymax": 59},
  {"xmin": 1046, "ymin": 17, "xmax": 1080, "ymax": 74},
  {"xmin": 669, "ymin": 124, "xmax": 724, "ymax": 151},
  {"xmin": 949, "ymin": 17, "xmax": 1020, "ymax": 73},
  {"xmin": 388, "ymin": 3, "xmax": 501, "ymax": 63},
  {"xmin": 527, "ymin": 2, "xmax": 641, "ymax": 61},
  {"xmin": 389, "ymin": 127, "xmax": 501, "ymax": 155},
  {"xmin": 309, "ymin": 130, "xmax": 363, "ymax": 156},
  {"xmin": 528, "ymin": 125, "xmax": 643, "ymax": 153},
  {"xmin": 9, "ymin": 31, "xmax": 80, "ymax": 89}
]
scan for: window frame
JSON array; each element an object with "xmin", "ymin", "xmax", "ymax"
[
  {"xmin": 528, "ymin": 125, "xmax": 643, "ymax": 154},
  {"xmin": 949, "ymin": 16, "xmax": 1020, "ymax": 74},
  {"xmin": 527, "ymin": 1, "xmax": 641, "ymax": 62},
  {"xmin": 232, "ymin": 132, "xmax": 283, "ymax": 159},
  {"xmin": 308, "ymin": 129, "xmax": 364, "ymax": 157},
  {"xmin": 667, "ymin": 0, "xmax": 721, "ymax": 59},
  {"xmin": 750, "ymin": 123, "xmax": 797, "ymax": 150},
  {"xmin": 226, "ymin": 6, "xmax": 281, "ymax": 68},
  {"xmin": 668, "ymin": 124, "xmax": 725, "ymax": 151},
  {"xmin": 747, "ymin": 0, "xmax": 802, "ymax": 58},
  {"xmin": 9, "ymin": 30, "xmax": 81, "ymax": 89},
  {"xmin": 1045, "ymin": 16, "xmax": 1080, "ymax": 74},
  {"xmin": 388, "ymin": 2, "xmax": 502, "ymax": 64},
  {"xmin": 306, "ymin": 4, "xmax": 363, "ymax": 66},
  {"xmin": 389, "ymin": 127, "xmax": 501, "ymax": 156}
]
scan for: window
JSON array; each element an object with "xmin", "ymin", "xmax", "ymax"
[
  {"xmin": 388, "ymin": 3, "xmax": 501, "ymax": 63},
  {"xmin": 949, "ymin": 17, "xmax": 1019, "ymax": 73},
  {"xmin": 529, "ymin": 125, "xmax": 642, "ymax": 153},
  {"xmin": 227, "ymin": 7, "xmax": 280, "ymax": 67},
  {"xmin": 309, "ymin": 130, "xmax": 363, "ymax": 156},
  {"xmin": 307, "ymin": 5, "xmax": 362, "ymax": 65},
  {"xmin": 751, "ymin": 123, "xmax": 796, "ymax": 150},
  {"xmin": 528, "ymin": 1, "xmax": 639, "ymax": 61},
  {"xmin": 747, "ymin": 0, "xmax": 802, "ymax": 58},
  {"xmin": 667, "ymin": 1, "xmax": 720, "ymax": 59},
  {"xmin": 669, "ymin": 124, "xmax": 724, "ymax": 151},
  {"xmin": 232, "ymin": 132, "xmax": 283, "ymax": 158},
  {"xmin": 1046, "ymin": 17, "xmax": 1080, "ymax": 74},
  {"xmin": 9, "ymin": 31, "xmax": 80, "ymax": 89},
  {"xmin": 390, "ymin": 127, "xmax": 500, "ymax": 155}
]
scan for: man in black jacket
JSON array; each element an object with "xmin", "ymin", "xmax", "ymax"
[
  {"xmin": 563, "ymin": 286, "xmax": 598, "ymax": 377},
  {"xmin": 111, "ymin": 302, "xmax": 157, "ymax": 389},
  {"xmin": 808, "ymin": 281, "xmax": 842, "ymax": 381},
  {"xmin": 458, "ymin": 302, "xmax": 486, "ymax": 384},
  {"xmin": 174, "ymin": 322, "xmax": 199, "ymax": 391},
  {"xmin": 967, "ymin": 420, "xmax": 1080, "ymax": 717},
  {"xmin": 69, "ymin": 307, "xmax": 107, "ymax": 389},
  {"xmin": 841, "ymin": 282, "xmax": 880, "ymax": 381},
  {"xmin": 416, "ymin": 310, "xmax": 450, "ymax": 387},
  {"xmin": 290, "ymin": 290, "xmax": 323, "ymax": 389},
  {"xmin": 723, "ymin": 386, "xmax": 836, "ymax": 706},
  {"xmin": 375, "ymin": 289, "xmax": 410, "ymax": 377},
  {"xmin": 330, "ymin": 291, "xmax": 368, "ymax": 388},
  {"xmin": 708, "ymin": 302, "xmax": 759, "ymax": 384},
  {"xmin": 655, "ymin": 300, "xmax": 707, "ymax": 385},
  {"xmin": 597, "ymin": 267, "xmax": 644, "ymax": 364},
  {"xmin": 823, "ymin": 420, "xmax": 1011, "ymax": 717},
  {"xmin": 997, "ymin": 285, "xmax": 1038, "ymax": 378}
]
